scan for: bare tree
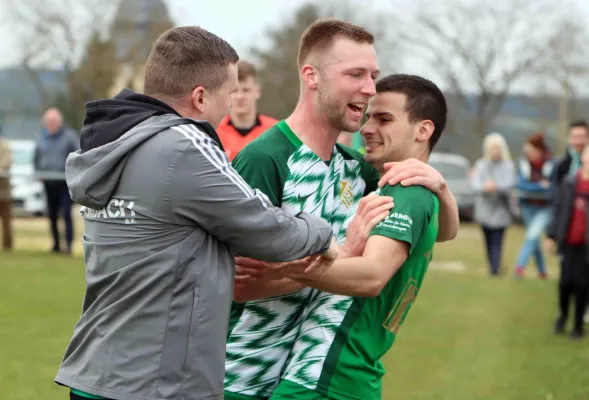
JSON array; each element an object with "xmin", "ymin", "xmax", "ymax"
[
  {"xmin": 6, "ymin": 0, "xmax": 120, "ymax": 112},
  {"xmin": 395, "ymin": 0, "xmax": 589, "ymax": 141},
  {"xmin": 545, "ymin": 18, "xmax": 589, "ymax": 154}
]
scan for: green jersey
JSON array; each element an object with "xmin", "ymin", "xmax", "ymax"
[
  {"xmin": 224, "ymin": 120, "xmax": 379, "ymax": 398},
  {"xmin": 278, "ymin": 183, "xmax": 439, "ymax": 400}
]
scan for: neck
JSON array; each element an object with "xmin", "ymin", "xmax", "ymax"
[
  {"xmin": 153, "ymin": 95, "xmax": 191, "ymax": 118},
  {"xmin": 285, "ymin": 97, "xmax": 340, "ymax": 161},
  {"xmin": 376, "ymin": 149, "xmax": 430, "ymax": 179},
  {"xmin": 230, "ymin": 110, "xmax": 257, "ymax": 129}
]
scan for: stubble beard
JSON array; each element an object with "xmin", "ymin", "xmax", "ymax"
[{"xmin": 318, "ymin": 88, "xmax": 358, "ymax": 133}]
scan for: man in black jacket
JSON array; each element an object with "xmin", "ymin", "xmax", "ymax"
[
  {"xmin": 546, "ymin": 144, "xmax": 589, "ymax": 339},
  {"xmin": 552, "ymin": 120, "xmax": 589, "ymax": 326},
  {"xmin": 554, "ymin": 120, "xmax": 589, "ymax": 187}
]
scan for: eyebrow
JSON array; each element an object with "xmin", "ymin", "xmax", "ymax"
[
  {"xmin": 366, "ymin": 111, "xmax": 393, "ymax": 118},
  {"xmin": 343, "ymin": 67, "xmax": 381, "ymax": 75}
]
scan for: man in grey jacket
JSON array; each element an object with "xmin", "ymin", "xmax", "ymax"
[
  {"xmin": 34, "ymin": 107, "xmax": 80, "ymax": 254},
  {"xmin": 55, "ymin": 26, "xmax": 338, "ymax": 400}
]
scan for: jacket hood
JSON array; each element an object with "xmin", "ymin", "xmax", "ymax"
[
  {"xmin": 67, "ymin": 92, "xmax": 224, "ymax": 209},
  {"xmin": 80, "ymin": 88, "xmax": 181, "ymax": 153}
]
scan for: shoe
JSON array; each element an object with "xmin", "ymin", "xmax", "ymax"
[
  {"xmin": 538, "ymin": 272, "xmax": 548, "ymax": 280},
  {"xmin": 514, "ymin": 267, "xmax": 524, "ymax": 279},
  {"xmin": 553, "ymin": 317, "xmax": 566, "ymax": 335},
  {"xmin": 570, "ymin": 330, "xmax": 584, "ymax": 340},
  {"xmin": 65, "ymin": 243, "xmax": 72, "ymax": 255}
]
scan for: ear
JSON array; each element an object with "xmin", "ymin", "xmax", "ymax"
[
  {"xmin": 191, "ymin": 86, "xmax": 206, "ymax": 113},
  {"xmin": 416, "ymin": 120, "xmax": 434, "ymax": 143},
  {"xmin": 301, "ymin": 64, "xmax": 319, "ymax": 90}
]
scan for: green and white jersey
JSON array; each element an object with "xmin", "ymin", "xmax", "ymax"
[
  {"xmin": 279, "ymin": 183, "xmax": 439, "ymax": 400},
  {"xmin": 225, "ymin": 120, "xmax": 379, "ymax": 398}
]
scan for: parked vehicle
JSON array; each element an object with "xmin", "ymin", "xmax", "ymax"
[
  {"xmin": 8, "ymin": 139, "xmax": 46, "ymax": 215},
  {"xmin": 429, "ymin": 152, "xmax": 474, "ymax": 220}
]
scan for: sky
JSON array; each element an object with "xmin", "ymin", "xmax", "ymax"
[
  {"xmin": 1, "ymin": 0, "xmax": 588, "ymax": 94},
  {"xmin": 167, "ymin": 0, "xmax": 393, "ymax": 58},
  {"xmin": 0, "ymin": 0, "xmax": 392, "ymax": 68}
]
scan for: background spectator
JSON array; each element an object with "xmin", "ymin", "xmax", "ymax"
[
  {"xmin": 33, "ymin": 107, "xmax": 80, "ymax": 255},
  {"xmin": 553, "ymin": 120, "xmax": 589, "ymax": 324},
  {"xmin": 554, "ymin": 120, "xmax": 589, "ymax": 187},
  {"xmin": 216, "ymin": 60, "xmax": 278, "ymax": 161},
  {"xmin": 514, "ymin": 132, "xmax": 555, "ymax": 279},
  {"xmin": 472, "ymin": 132, "xmax": 515, "ymax": 276},
  {"xmin": 546, "ymin": 144, "xmax": 589, "ymax": 339},
  {"xmin": 0, "ymin": 136, "xmax": 12, "ymax": 251}
]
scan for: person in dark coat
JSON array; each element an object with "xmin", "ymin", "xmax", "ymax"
[
  {"xmin": 33, "ymin": 108, "xmax": 80, "ymax": 254},
  {"xmin": 546, "ymin": 144, "xmax": 589, "ymax": 339}
]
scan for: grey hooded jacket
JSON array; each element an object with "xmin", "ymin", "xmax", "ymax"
[{"xmin": 55, "ymin": 110, "xmax": 333, "ymax": 400}]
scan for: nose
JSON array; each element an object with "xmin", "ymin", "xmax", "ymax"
[
  {"xmin": 361, "ymin": 120, "xmax": 376, "ymax": 137},
  {"xmin": 362, "ymin": 76, "xmax": 376, "ymax": 97}
]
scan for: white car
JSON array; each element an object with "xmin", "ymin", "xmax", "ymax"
[
  {"xmin": 428, "ymin": 152, "xmax": 475, "ymax": 220},
  {"xmin": 8, "ymin": 139, "xmax": 46, "ymax": 216}
]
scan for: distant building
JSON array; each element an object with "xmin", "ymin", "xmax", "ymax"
[{"xmin": 108, "ymin": 0, "xmax": 173, "ymax": 96}]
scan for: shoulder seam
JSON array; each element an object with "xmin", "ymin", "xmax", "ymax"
[{"xmin": 171, "ymin": 124, "xmax": 270, "ymax": 208}]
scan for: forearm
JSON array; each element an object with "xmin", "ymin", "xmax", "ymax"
[
  {"xmin": 517, "ymin": 180, "xmax": 546, "ymax": 192},
  {"xmin": 436, "ymin": 185, "xmax": 459, "ymax": 242},
  {"xmin": 233, "ymin": 278, "xmax": 305, "ymax": 302},
  {"xmin": 293, "ymin": 257, "xmax": 388, "ymax": 298}
]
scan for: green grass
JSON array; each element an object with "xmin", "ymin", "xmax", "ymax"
[{"xmin": 2, "ymin": 220, "xmax": 589, "ymax": 399}]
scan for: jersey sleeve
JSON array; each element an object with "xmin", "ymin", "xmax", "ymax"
[
  {"xmin": 232, "ymin": 145, "xmax": 283, "ymax": 207},
  {"xmin": 370, "ymin": 184, "xmax": 436, "ymax": 253}
]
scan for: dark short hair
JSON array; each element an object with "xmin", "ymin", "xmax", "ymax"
[
  {"xmin": 237, "ymin": 60, "xmax": 257, "ymax": 82},
  {"xmin": 297, "ymin": 18, "xmax": 374, "ymax": 68},
  {"xmin": 144, "ymin": 26, "xmax": 239, "ymax": 98},
  {"xmin": 376, "ymin": 74, "xmax": 447, "ymax": 152},
  {"xmin": 569, "ymin": 119, "xmax": 589, "ymax": 131}
]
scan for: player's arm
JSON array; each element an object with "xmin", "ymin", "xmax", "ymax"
[
  {"xmin": 378, "ymin": 158, "xmax": 458, "ymax": 242},
  {"xmin": 232, "ymin": 193, "xmax": 394, "ymax": 302},
  {"xmin": 434, "ymin": 184, "xmax": 459, "ymax": 242},
  {"xmin": 170, "ymin": 124, "xmax": 334, "ymax": 262},
  {"xmin": 287, "ymin": 185, "xmax": 434, "ymax": 297},
  {"xmin": 291, "ymin": 236, "xmax": 408, "ymax": 297}
]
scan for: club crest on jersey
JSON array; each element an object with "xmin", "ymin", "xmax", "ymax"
[{"xmin": 340, "ymin": 180, "xmax": 354, "ymax": 208}]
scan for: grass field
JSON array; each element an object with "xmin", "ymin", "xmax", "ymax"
[{"xmin": 2, "ymin": 215, "xmax": 589, "ymax": 400}]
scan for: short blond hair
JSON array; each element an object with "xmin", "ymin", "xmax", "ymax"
[{"xmin": 297, "ymin": 18, "xmax": 374, "ymax": 68}]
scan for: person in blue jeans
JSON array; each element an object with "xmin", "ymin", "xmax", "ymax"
[
  {"xmin": 472, "ymin": 132, "xmax": 516, "ymax": 276},
  {"xmin": 514, "ymin": 132, "xmax": 555, "ymax": 279}
]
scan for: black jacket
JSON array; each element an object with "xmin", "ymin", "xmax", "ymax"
[
  {"xmin": 547, "ymin": 174, "xmax": 589, "ymax": 256},
  {"xmin": 554, "ymin": 150, "xmax": 574, "ymax": 188}
]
